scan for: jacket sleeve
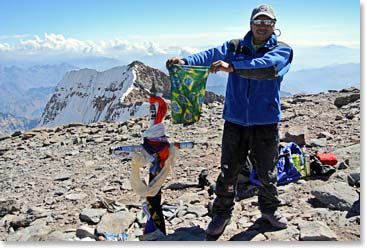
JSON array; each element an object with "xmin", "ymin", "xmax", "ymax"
[
  {"xmin": 232, "ymin": 45, "xmax": 293, "ymax": 80},
  {"xmin": 182, "ymin": 41, "xmax": 231, "ymax": 66}
]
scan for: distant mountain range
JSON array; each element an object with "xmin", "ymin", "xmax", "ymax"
[
  {"xmin": 0, "ymin": 112, "xmax": 38, "ymax": 136},
  {"xmin": 0, "ymin": 63, "xmax": 78, "ymax": 120},
  {"xmin": 0, "ymin": 55, "xmax": 124, "ymax": 71},
  {"xmin": 0, "ymin": 44, "xmax": 360, "ymax": 134},
  {"xmin": 64, "ymin": 56, "xmax": 124, "ymax": 71},
  {"xmin": 0, "ymin": 63, "xmax": 78, "ymax": 90},
  {"xmin": 290, "ymin": 45, "xmax": 360, "ymax": 71},
  {"xmin": 1, "ymin": 44, "xmax": 359, "ymax": 73},
  {"xmin": 282, "ymin": 63, "xmax": 360, "ymax": 94}
]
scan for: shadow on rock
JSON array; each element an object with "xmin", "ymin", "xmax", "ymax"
[
  {"xmin": 165, "ymin": 182, "xmax": 201, "ymax": 190},
  {"xmin": 162, "ymin": 225, "xmax": 206, "ymax": 241},
  {"xmin": 306, "ymin": 197, "xmax": 329, "ymax": 208},
  {"xmin": 229, "ymin": 217, "xmax": 282, "ymax": 241},
  {"xmin": 346, "ymin": 198, "xmax": 360, "ymax": 218},
  {"xmin": 307, "ymin": 174, "xmax": 334, "ymax": 182}
]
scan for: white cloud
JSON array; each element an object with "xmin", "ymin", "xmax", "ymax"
[
  {"xmin": 0, "ymin": 32, "xmax": 359, "ymax": 69},
  {"xmin": 179, "ymin": 47, "xmax": 201, "ymax": 57},
  {"xmin": 19, "ymin": 33, "xmax": 102, "ymax": 54},
  {"xmin": 0, "ymin": 43, "xmax": 11, "ymax": 52},
  {"xmin": 145, "ymin": 42, "xmax": 167, "ymax": 55},
  {"xmin": 108, "ymin": 39, "xmax": 130, "ymax": 51},
  {"xmin": 9, "ymin": 33, "xmax": 175, "ymax": 57},
  {"xmin": 0, "ymin": 33, "xmax": 203, "ymax": 69}
]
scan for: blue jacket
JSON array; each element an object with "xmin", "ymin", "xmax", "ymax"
[{"xmin": 182, "ymin": 31, "xmax": 293, "ymax": 126}]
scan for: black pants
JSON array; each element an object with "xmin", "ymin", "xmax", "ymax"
[{"xmin": 212, "ymin": 121, "xmax": 280, "ymax": 217}]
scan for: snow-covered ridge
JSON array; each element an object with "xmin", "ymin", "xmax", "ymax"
[
  {"xmin": 58, "ymin": 66, "xmax": 130, "ymax": 89},
  {"xmin": 38, "ymin": 62, "xmax": 166, "ymax": 127}
]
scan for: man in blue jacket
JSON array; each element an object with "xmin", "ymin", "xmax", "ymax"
[{"xmin": 167, "ymin": 4, "xmax": 293, "ymax": 238}]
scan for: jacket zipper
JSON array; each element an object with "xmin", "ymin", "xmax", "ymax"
[
  {"xmin": 247, "ymin": 79, "xmax": 251, "ymax": 98},
  {"xmin": 246, "ymin": 49, "xmax": 256, "ymax": 125}
]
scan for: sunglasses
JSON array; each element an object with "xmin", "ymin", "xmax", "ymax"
[{"xmin": 251, "ymin": 19, "xmax": 276, "ymax": 26}]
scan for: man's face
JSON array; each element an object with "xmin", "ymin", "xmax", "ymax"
[{"xmin": 251, "ymin": 15, "xmax": 276, "ymax": 44}]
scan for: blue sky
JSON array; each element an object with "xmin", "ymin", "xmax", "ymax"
[
  {"xmin": 0, "ymin": 0, "xmax": 361, "ymax": 45},
  {"xmin": 0, "ymin": 0, "xmax": 361, "ymax": 66}
]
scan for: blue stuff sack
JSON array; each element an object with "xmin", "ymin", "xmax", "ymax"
[{"xmin": 250, "ymin": 142, "xmax": 304, "ymax": 186}]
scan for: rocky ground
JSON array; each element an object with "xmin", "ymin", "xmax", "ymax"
[{"xmin": 0, "ymin": 87, "xmax": 360, "ymax": 242}]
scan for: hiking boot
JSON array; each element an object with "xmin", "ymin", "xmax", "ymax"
[
  {"xmin": 261, "ymin": 211, "xmax": 288, "ymax": 229},
  {"xmin": 206, "ymin": 215, "xmax": 231, "ymax": 236}
]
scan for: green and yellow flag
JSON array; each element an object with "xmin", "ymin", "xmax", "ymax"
[{"xmin": 168, "ymin": 64, "xmax": 210, "ymax": 125}]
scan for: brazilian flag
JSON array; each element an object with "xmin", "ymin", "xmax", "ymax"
[{"xmin": 168, "ymin": 64, "xmax": 209, "ymax": 125}]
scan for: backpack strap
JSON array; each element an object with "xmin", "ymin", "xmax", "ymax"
[
  {"xmin": 228, "ymin": 38, "xmax": 242, "ymax": 54},
  {"xmin": 225, "ymin": 38, "xmax": 241, "ymax": 61},
  {"xmin": 226, "ymin": 38, "xmax": 252, "ymax": 61}
]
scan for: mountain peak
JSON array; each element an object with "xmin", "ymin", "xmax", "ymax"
[
  {"xmin": 128, "ymin": 60, "xmax": 145, "ymax": 67},
  {"xmin": 39, "ymin": 61, "xmax": 170, "ymax": 127}
]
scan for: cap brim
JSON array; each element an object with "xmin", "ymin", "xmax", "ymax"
[{"xmin": 252, "ymin": 12, "xmax": 276, "ymax": 20}]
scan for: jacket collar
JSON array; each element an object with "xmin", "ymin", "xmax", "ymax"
[{"xmin": 242, "ymin": 31, "xmax": 277, "ymax": 50}]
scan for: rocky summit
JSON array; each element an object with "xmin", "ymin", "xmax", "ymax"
[{"xmin": 0, "ymin": 87, "xmax": 360, "ymax": 242}]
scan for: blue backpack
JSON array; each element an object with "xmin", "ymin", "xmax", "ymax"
[{"xmin": 249, "ymin": 142, "xmax": 304, "ymax": 186}]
